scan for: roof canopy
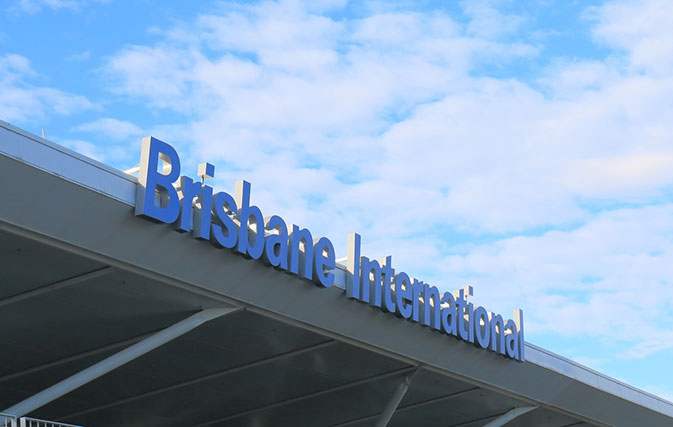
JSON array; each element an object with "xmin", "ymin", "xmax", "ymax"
[{"xmin": 1, "ymin": 120, "xmax": 672, "ymax": 426}]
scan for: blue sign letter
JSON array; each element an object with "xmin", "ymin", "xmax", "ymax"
[{"xmin": 135, "ymin": 137, "xmax": 181, "ymax": 223}]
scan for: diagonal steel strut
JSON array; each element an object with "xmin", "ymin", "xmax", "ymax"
[
  {"xmin": 483, "ymin": 406, "xmax": 537, "ymax": 427},
  {"xmin": 374, "ymin": 367, "xmax": 419, "ymax": 427},
  {"xmin": 2, "ymin": 305, "xmax": 242, "ymax": 418}
]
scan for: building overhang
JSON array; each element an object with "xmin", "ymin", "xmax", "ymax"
[{"xmin": 2, "ymin": 120, "xmax": 672, "ymax": 426}]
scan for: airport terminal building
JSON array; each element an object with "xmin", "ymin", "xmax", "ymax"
[{"xmin": 1, "ymin": 119, "xmax": 673, "ymax": 427}]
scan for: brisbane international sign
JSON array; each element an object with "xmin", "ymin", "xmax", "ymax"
[{"xmin": 134, "ymin": 136, "xmax": 525, "ymax": 362}]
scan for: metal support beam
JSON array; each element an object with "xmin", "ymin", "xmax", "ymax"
[
  {"xmin": 0, "ymin": 267, "xmax": 112, "ymax": 308},
  {"xmin": 332, "ymin": 387, "xmax": 480, "ymax": 427},
  {"xmin": 2, "ymin": 306, "xmax": 241, "ymax": 418},
  {"xmin": 0, "ymin": 330, "xmax": 155, "ymax": 384},
  {"xmin": 56, "ymin": 340, "xmax": 337, "ymax": 421},
  {"xmin": 375, "ymin": 367, "xmax": 419, "ymax": 427},
  {"xmin": 193, "ymin": 366, "xmax": 418, "ymax": 427},
  {"xmin": 483, "ymin": 406, "xmax": 537, "ymax": 427}
]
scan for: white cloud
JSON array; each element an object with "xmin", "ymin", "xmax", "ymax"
[
  {"xmin": 0, "ymin": 54, "xmax": 95, "ymax": 123},
  {"xmin": 591, "ymin": 0, "xmax": 673, "ymax": 73},
  {"xmin": 440, "ymin": 205, "xmax": 673, "ymax": 346},
  {"xmin": 67, "ymin": 50, "xmax": 91, "ymax": 62},
  {"xmin": 566, "ymin": 154, "xmax": 673, "ymax": 199},
  {"xmin": 74, "ymin": 117, "xmax": 144, "ymax": 141},
  {"xmin": 105, "ymin": 45, "xmax": 201, "ymax": 111},
  {"xmin": 60, "ymin": 139, "xmax": 108, "ymax": 162},
  {"xmin": 0, "ymin": 54, "xmax": 36, "ymax": 80},
  {"xmin": 8, "ymin": 0, "xmax": 109, "ymax": 14},
  {"xmin": 10, "ymin": 0, "xmax": 78, "ymax": 13},
  {"xmin": 461, "ymin": 0, "xmax": 526, "ymax": 39},
  {"xmin": 58, "ymin": 138, "xmax": 133, "ymax": 164}
]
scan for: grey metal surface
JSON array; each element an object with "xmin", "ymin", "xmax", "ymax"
[
  {"xmin": 4, "ymin": 307, "xmax": 240, "ymax": 417},
  {"xmin": 1, "ymin": 121, "xmax": 671, "ymax": 426}
]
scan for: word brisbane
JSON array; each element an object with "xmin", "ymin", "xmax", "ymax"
[{"xmin": 135, "ymin": 136, "xmax": 525, "ymax": 362}]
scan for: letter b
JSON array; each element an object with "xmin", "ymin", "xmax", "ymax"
[{"xmin": 135, "ymin": 136, "xmax": 181, "ymax": 224}]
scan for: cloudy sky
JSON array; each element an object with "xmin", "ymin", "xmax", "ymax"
[{"xmin": 2, "ymin": 0, "xmax": 673, "ymax": 401}]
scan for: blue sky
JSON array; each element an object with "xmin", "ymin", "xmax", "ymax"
[{"xmin": 3, "ymin": 0, "xmax": 673, "ymax": 402}]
